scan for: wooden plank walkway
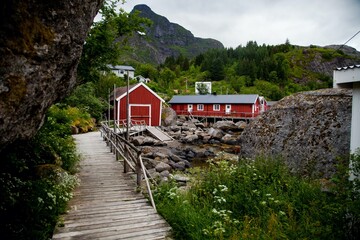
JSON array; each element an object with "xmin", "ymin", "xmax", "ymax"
[
  {"xmin": 146, "ymin": 127, "xmax": 173, "ymax": 142},
  {"xmin": 52, "ymin": 131, "xmax": 171, "ymax": 240}
]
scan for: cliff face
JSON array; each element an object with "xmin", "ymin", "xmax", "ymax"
[
  {"xmin": 304, "ymin": 45, "xmax": 360, "ymax": 78},
  {"xmin": 0, "ymin": 0, "xmax": 103, "ymax": 149},
  {"xmin": 239, "ymin": 88, "xmax": 352, "ymax": 178},
  {"xmin": 122, "ymin": 4, "xmax": 224, "ymax": 64}
]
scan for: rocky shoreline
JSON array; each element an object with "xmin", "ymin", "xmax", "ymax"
[
  {"xmin": 128, "ymin": 88, "xmax": 352, "ymax": 184},
  {"xmin": 130, "ymin": 117, "xmax": 246, "ymax": 184}
]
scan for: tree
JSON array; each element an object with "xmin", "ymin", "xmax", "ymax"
[
  {"xmin": 209, "ymin": 58, "xmax": 225, "ymax": 81},
  {"xmin": 62, "ymin": 82, "xmax": 107, "ymax": 121},
  {"xmin": 77, "ymin": 1, "xmax": 151, "ymax": 83},
  {"xmin": 196, "ymin": 83, "xmax": 210, "ymax": 95},
  {"xmin": 159, "ymin": 68, "xmax": 176, "ymax": 89},
  {"xmin": 136, "ymin": 63, "xmax": 158, "ymax": 80}
]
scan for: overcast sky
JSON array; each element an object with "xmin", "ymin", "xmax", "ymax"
[{"xmin": 121, "ymin": 0, "xmax": 360, "ymax": 51}]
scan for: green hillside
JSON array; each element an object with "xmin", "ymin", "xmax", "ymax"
[{"xmin": 132, "ymin": 41, "xmax": 360, "ymax": 101}]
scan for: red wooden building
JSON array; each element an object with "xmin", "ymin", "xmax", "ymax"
[
  {"xmin": 112, "ymin": 82, "xmax": 165, "ymax": 126},
  {"xmin": 168, "ymin": 94, "xmax": 268, "ymax": 119}
]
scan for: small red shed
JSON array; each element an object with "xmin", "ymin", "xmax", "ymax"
[
  {"xmin": 113, "ymin": 82, "xmax": 165, "ymax": 126},
  {"xmin": 168, "ymin": 94, "xmax": 268, "ymax": 119}
]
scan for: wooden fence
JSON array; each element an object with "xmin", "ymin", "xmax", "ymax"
[{"xmin": 100, "ymin": 122, "xmax": 157, "ymax": 211}]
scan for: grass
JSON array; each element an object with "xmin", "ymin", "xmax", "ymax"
[{"xmin": 154, "ymin": 155, "xmax": 360, "ymax": 239}]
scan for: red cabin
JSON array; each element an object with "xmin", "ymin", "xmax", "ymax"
[
  {"xmin": 168, "ymin": 94, "xmax": 268, "ymax": 119},
  {"xmin": 112, "ymin": 83, "xmax": 165, "ymax": 126}
]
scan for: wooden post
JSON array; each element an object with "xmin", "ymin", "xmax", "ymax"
[
  {"xmin": 108, "ymin": 88, "xmax": 111, "ymax": 126},
  {"xmin": 113, "ymin": 84, "xmax": 116, "ymax": 132},
  {"xmin": 124, "ymin": 71, "xmax": 130, "ymax": 173},
  {"xmin": 136, "ymin": 153, "xmax": 142, "ymax": 186}
]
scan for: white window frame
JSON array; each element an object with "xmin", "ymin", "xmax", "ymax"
[
  {"xmin": 213, "ymin": 104, "xmax": 220, "ymax": 111},
  {"xmin": 197, "ymin": 104, "xmax": 204, "ymax": 111}
]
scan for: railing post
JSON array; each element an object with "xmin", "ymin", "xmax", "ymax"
[
  {"xmin": 136, "ymin": 153, "xmax": 142, "ymax": 186},
  {"xmin": 124, "ymin": 146, "xmax": 130, "ymax": 173},
  {"xmin": 111, "ymin": 132, "xmax": 114, "ymax": 153}
]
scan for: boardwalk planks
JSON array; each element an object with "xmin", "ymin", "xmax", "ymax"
[{"xmin": 52, "ymin": 132, "xmax": 171, "ymax": 240}]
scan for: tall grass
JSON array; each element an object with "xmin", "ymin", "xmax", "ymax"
[{"xmin": 154, "ymin": 155, "xmax": 360, "ymax": 239}]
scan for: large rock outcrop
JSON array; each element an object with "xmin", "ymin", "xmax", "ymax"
[
  {"xmin": 0, "ymin": 0, "xmax": 103, "ymax": 149},
  {"xmin": 239, "ymin": 88, "xmax": 352, "ymax": 178}
]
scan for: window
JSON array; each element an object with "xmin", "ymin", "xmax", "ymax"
[
  {"xmin": 213, "ymin": 104, "xmax": 220, "ymax": 111},
  {"xmin": 197, "ymin": 104, "xmax": 204, "ymax": 111}
]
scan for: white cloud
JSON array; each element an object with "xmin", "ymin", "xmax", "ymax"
[{"xmin": 122, "ymin": 0, "xmax": 360, "ymax": 51}]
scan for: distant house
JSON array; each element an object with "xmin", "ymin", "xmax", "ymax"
[
  {"xmin": 266, "ymin": 101, "xmax": 277, "ymax": 109},
  {"xmin": 135, "ymin": 75, "xmax": 151, "ymax": 83},
  {"xmin": 107, "ymin": 65, "xmax": 135, "ymax": 79},
  {"xmin": 168, "ymin": 94, "xmax": 268, "ymax": 119},
  {"xmin": 195, "ymin": 82, "xmax": 212, "ymax": 94},
  {"xmin": 111, "ymin": 82, "xmax": 165, "ymax": 126}
]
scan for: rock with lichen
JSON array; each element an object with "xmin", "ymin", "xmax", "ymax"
[
  {"xmin": 0, "ymin": 0, "xmax": 103, "ymax": 150},
  {"xmin": 238, "ymin": 88, "xmax": 352, "ymax": 178}
]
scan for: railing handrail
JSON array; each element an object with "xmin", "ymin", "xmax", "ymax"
[
  {"xmin": 175, "ymin": 109, "xmax": 259, "ymax": 118},
  {"xmin": 100, "ymin": 123, "xmax": 157, "ymax": 210}
]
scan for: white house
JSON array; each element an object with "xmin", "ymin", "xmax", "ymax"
[
  {"xmin": 333, "ymin": 64, "xmax": 360, "ymax": 179},
  {"xmin": 135, "ymin": 75, "xmax": 151, "ymax": 83},
  {"xmin": 107, "ymin": 65, "xmax": 135, "ymax": 79},
  {"xmin": 195, "ymin": 82, "xmax": 212, "ymax": 95}
]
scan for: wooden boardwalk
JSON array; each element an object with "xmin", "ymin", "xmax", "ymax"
[
  {"xmin": 146, "ymin": 127, "xmax": 173, "ymax": 142},
  {"xmin": 52, "ymin": 131, "xmax": 171, "ymax": 240}
]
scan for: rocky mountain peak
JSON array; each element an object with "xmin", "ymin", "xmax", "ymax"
[{"xmin": 122, "ymin": 4, "xmax": 224, "ymax": 64}]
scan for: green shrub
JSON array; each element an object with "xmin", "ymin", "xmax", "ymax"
[
  {"xmin": 0, "ymin": 106, "xmax": 81, "ymax": 239},
  {"xmin": 155, "ymin": 156, "xmax": 360, "ymax": 239}
]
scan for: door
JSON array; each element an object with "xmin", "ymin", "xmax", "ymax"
[
  {"xmin": 225, "ymin": 104, "xmax": 231, "ymax": 114},
  {"xmin": 130, "ymin": 105, "xmax": 151, "ymax": 125},
  {"xmin": 187, "ymin": 104, "xmax": 193, "ymax": 112}
]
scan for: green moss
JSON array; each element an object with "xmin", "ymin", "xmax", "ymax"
[
  {"xmin": 0, "ymin": 75, "xmax": 27, "ymax": 108},
  {"xmin": 5, "ymin": 3, "xmax": 54, "ymax": 54}
]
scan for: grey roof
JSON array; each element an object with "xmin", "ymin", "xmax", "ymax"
[
  {"xmin": 168, "ymin": 94, "xmax": 259, "ymax": 104},
  {"xmin": 107, "ymin": 65, "xmax": 135, "ymax": 71},
  {"xmin": 335, "ymin": 64, "xmax": 360, "ymax": 71}
]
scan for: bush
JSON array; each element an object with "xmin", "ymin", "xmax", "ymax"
[
  {"xmin": 62, "ymin": 82, "xmax": 107, "ymax": 122},
  {"xmin": 154, "ymin": 156, "xmax": 360, "ymax": 239},
  {"xmin": 0, "ymin": 106, "xmax": 81, "ymax": 239}
]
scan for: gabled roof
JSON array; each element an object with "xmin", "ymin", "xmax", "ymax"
[
  {"xmin": 112, "ymin": 82, "xmax": 164, "ymax": 102},
  {"xmin": 168, "ymin": 94, "xmax": 259, "ymax": 104},
  {"xmin": 335, "ymin": 65, "xmax": 360, "ymax": 71},
  {"xmin": 107, "ymin": 65, "xmax": 135, "ymax": 71}
]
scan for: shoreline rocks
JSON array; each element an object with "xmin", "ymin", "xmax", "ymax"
[{"xmin": 130, "ymin": 119, "xmax": 243, "ymax": 184}]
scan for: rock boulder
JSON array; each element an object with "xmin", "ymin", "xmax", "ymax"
[
  {"xmin": 238, "ymin": 88, "xmax": 352, "ymax": 178},
  {"xmin": 0, "ymin": 0, "xmax": 103, "ymax": 149}
]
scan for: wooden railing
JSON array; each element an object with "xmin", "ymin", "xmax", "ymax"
[
  {"xmin": 100, "ymin": 122, "xmax": 157, "ymax": 211},
  {"xmin": 116, "ymin": 119, "xmax": 147, "ymax": 136},
  {"xmin": 175, "ymin": 110, "xmax": 259, "ymax": 119}
]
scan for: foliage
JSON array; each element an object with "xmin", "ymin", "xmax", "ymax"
[
  {"xmin": 77, "ymin": 0, "xmax": 152, "ymax": 83},
  {"xmin": 62, "ymin": 82, "xmax": 107, "ymax": 122},
  {"xmin": 0, "ymin": 1, "xmax": 153, "ymax": 239},
  {"xmin": 0, "ymin": 106, "xmax": 81, "ymax": 239},
  {"xmin": 154, "ymin": 156, "xmax": 360, "ymax": 239},
  {"xmin": 146, "ymin": 40, "xmax": 359, "ymax": 101}
]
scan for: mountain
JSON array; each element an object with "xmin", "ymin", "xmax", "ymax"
[{"xmin": 119, "ymin": 4, "xmax": 224, "ymax": 65}]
